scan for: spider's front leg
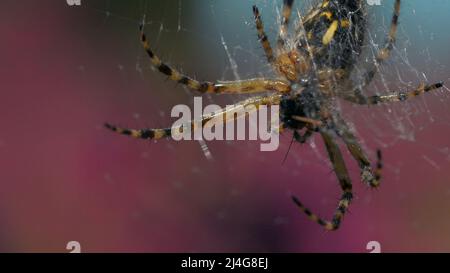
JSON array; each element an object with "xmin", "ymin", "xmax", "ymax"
[
  {"xmin": 139, "ymin": 25, "xmax": 290, "ymax": 95},
  {"xmin": 105, "ymin": 95, "xmax": 282, "ymax": 141},
  {"xmin": 292, "ymin": 130, "xmax": 353, "ymax": 231},
  {"xmin": 253, "ymin": 5, "xmax": 275, "ymax": 63}
]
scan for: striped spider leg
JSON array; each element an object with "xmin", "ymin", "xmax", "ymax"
[
  {"xmin": 105, "ymin": 95, "xmax": 282, "ymax": 141},
  {"xmin": 340, "ymin": 0, "xmax": 444, "ymax": 105},
  {"xmin": 333, "ymin": 114, "xmax": 382, "ymax": 188},
  {"xmin": 105, "ymin": 23, "xmax": 291, "ymax": 138},
  {"xmin": 291, "ymin": 114, "xmax": 383, "ymax": 230},
  {"xmin": 106, "ymin": 0, "xmax": 445, "ymax": 231},
  {"xmin": 138, "ymin": 24, "xmax": 291, "ymax": 95},
  {"xmin": 292, "ymin": 129, "xmax": 354, "ymax": 231}
]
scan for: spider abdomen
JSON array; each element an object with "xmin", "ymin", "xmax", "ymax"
[{"xmin": 303, "ymin": 0, "xmax": 367, "ymax": 70}]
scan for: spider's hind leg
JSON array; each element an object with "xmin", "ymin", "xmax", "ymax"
[
  {"xmin": 333, "ymin": 115, "xmax": 382, "ymax": 188},
  {"xmin": 292, "ymin": 131, "xmax": 353, "ymax": 231},
  {"xmin": 340, "ymin": 0, "xmax": 402, "ymax": 104},
  {"xmin": 360, "ymin": 0, "xmax": 401, "ymax": 87}
]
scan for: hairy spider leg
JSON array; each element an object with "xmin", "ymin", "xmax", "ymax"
[
  {"xmin": 139, "ymin": 24, "xmax": 290, "ymax": 94},
  {"xmin": 343, "ymin": 0, "xmax": 402, "ymax": 103},
  {"xmin": 278, "ymin": 0, "xmax": 295, "ymax": 51},
  {"xmin": 292, "ymin": 130, "xmax": 353, "ymax": 231},
  {"xmin": 333, "ymin": 115, "xmax": 382, "ymax": 188},
  {"xmin": 253, "ymin": 5, "xmax": 276, "ymax": 63},
  {"xmin": 105, "ymin": 95, "xmax": 281, "ymax": 140},
  {"xmin": 361, "ymin": 0, "xmax": 401, "ymax": 87},
  {"xmin": 343, "ymin": 82, "xmax": 444, "ymax": 105}
]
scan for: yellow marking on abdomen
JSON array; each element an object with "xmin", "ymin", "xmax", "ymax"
[{"xmin": 322, "ymin": 20, "xmax": 338, "ymax": 45}]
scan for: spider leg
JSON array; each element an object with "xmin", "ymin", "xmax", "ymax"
[
  {"xmin": 105, "ymin": 123, "xmax": 172, "ymax": 140},
  {"xmin": 105, "ymin": 95, "xmax": 281, "ymax": 140},
  {"xmin": 277, "ymin": 0, "xmax": 294, "ymax": 51},
  {"xmin": 292, "ymin": 115, "xmax": 323, "ymax": 128},
  {"xmin": 333, "ymin": 115, "xmax": 382, "ymax": 188},
  {"xmin": 139, "ymin": 25, "xmax": 290, "ymax": 94},
  {"xmin": 253, "ymin": 5, "xmax": 276, "ymax": 63},
  {"xmin": 339, "ymin": 0, "xmax": 402, "ymax": 104},
  {"xmin": 360, "ymin": 0, "xmax": 401, "ymax": 87},
  {"xmin": 342, "ymin": 82, "xmax": 444, "ymax": 105},
  {"xmin": 291, "ymin": 116, "xmax": 320, "ymax": 144},
  {"xmin": 292, "ymin": 130, "xmax": 353, "ymax": 231}
]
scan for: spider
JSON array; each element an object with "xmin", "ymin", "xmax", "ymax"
[{"xmin": 105, "ymin": 0, "xmax": 443, "ymax": 230}]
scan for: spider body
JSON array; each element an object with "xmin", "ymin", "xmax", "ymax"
[
  {"xmin": 280, "ymin": 89, "xmax": 323, "ymax": 130},
  {"xmin": 277, "ymin": 0, "xmax": 367, "ymax": 130},
  {"xmin": 311, "ymin": 0, "xmax": 366, "ymax": 70},
  {"xmin": 106, "ymin": 0, "xmax": 443, "ymax": 230},
  {"xmin": 293, "ymin": 0, "xmax": 366, "ymax": 74}
]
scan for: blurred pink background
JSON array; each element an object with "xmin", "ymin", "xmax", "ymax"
[{"xmin": 1, "ymin": 0, "xmax": 450, "ymax": 252}]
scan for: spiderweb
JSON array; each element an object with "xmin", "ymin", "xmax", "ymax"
[{"xmin": 81, "ymin": 0, "xmax": 450, "ymax": 251}]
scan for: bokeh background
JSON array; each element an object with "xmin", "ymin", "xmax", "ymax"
[{"xmin": 1, "ymin": 0, "xmax": 450, "ymax": 252}]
